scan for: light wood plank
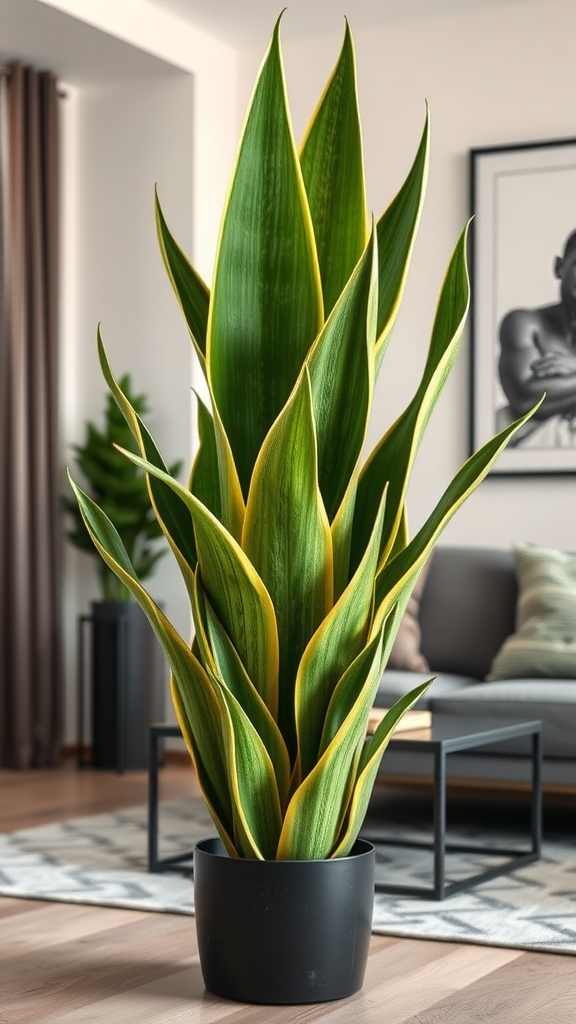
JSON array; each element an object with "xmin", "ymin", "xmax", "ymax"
[
  {"xmin": 404, "ymin": 950, "xmax": 576, "ymax": 1024},
  {"xmin": 327, "ymin": 941, "xmax": 523, "ymax": 1024},
  {"xmin": 0, "ymin": 902, "xmax": 153, "ymax": 955},
  {"xmin": 0, "ymin": 760, "xmax": 197, "ymax": 831}
]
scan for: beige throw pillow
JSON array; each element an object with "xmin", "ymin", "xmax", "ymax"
[
  {"xmin": 488, "ymin": 543, "xmax": 576, "ymax": 680},
  {"xmin": 387, "ymin": 556, "xmax": 432, "ymax": 673}
]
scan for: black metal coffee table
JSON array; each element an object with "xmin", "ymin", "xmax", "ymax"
[
  {"xmin": 361, "ymin": 714, "xmax": 542, "ymax": 900},
  {"xmin": 148, "ymin": 715, "xmax": 542, "ymax": 900}
]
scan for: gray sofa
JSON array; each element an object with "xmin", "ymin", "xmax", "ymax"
[{"xmin": 375, "ymin": 546, "xmax": 576, "ymax": 788}]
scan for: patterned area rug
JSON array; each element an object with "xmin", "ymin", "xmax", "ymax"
[{"xmin": 1, "ymin": 798, "xmax": 575, "ymax": 955}]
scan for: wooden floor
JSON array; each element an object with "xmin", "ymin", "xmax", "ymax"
[{"xmin": 1, "ymin": 762, "xmax": 575, "ymax": 1023}]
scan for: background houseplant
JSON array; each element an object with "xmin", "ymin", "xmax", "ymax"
[
  {"xmin": 65, "ymin": 378, "xmax": 181, "ymax": 769},
  {"xmin": 68, "ymin": 14, "xmax": 534, "ymax": 999},
  {"xmin": 64, "ymin": 374, "xmax": 181, "ymax": 600}
]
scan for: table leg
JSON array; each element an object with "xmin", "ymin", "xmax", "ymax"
[
  {"xmin": 433, "ymin": 748, "xmax": 447, "ymax": 899},
  {"xmin": 148, "ymin": 727, "xmax": 160, "ymax": 872},
  {"xmin": 531, "ymin": 729, "xmax": 543, "ymax": 857}
]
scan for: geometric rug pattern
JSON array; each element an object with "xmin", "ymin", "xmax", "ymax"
[{"xmin": 1, "ymin": 798, "xmax": 575, "ymax": 955}]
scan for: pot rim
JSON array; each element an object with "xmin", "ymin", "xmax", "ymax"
[{"xmin": 194, "ymin": 835, "xmax": 375, "ymax": 864}]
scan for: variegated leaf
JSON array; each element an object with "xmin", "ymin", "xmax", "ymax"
[
  {"xmin": 300, "ymin": 19, "xmax": 367, "ymax": 316},
  {"xmin": 277, "ymin": 629, "xmax": 384, "ymax": 860},
  {"xmin": 113, "ymin": 448, "xmax": 280, "ymax": 718},
  {"xmin": 207, "ymin": 16, "xmax": 323, "ymax": 498},
  {"xmin": 350, "ymin": 224, "xmax": 470, "ymax": 577},
  {"xmin": 293, "ymin": 486, "xmax": 387, "ymax": 782},
  {"xmin": 67, "ymin": 474, "xmax": 234, "ymax": 850},
  {"xmin": 243, "ymin": 368, "xmax": 332, "ymax": 757},
  {"xmin": 307, "ymin": 226, "xmax": 378, "ymax": 522},
  {"xmin": 155, "ymin": 189, "xmax": 210, "ymax": 374}
]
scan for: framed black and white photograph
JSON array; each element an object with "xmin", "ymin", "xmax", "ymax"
[{"xmin": 470, "ymin": 137, "xmax": 576, "ymax": 475}]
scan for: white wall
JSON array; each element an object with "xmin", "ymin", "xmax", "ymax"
[
  {"xmin": 37, "ymin": 0, "xmax": 239, "ymax": 278},
  {"xmin": 41, "ymin": 1, "xmax": 240, "ymax": 743},
  {"xmin": 238, "ymin": 0, "xmax": 576, "ymax": 551},
  {"xmin": 61, "ymin": 75, "xmax": 197, "ymax": 742}
]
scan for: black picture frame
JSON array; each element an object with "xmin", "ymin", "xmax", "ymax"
[{"xmin": 469, "ymin": 137, "xmax": 576, "ymax": 475}]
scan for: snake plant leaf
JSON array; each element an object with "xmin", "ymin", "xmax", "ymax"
[
  {"xmin": 243, "ymin": 368, "xmax": 332, "ymax": 756},
  {"xmin": 195, "ymin": 573, "xmax": 291, "ymax": 809},
  {"xmin": 375, "ymin": 108, "xmax": 429, "ymax": 364},
  {"xmin": 202, "ymin": 382, "xmax": 245, "ymax": 543},
  {"xmin": 207, "ymin": 16, "xmax": 323, "ymax": 498},
  {"xmin": 97, "ymin": 331, "xmax": 198, "ymax": 571},
  {"xmin": 372, "ymin": 399, "xmax": 544, "ymax": 632},
  {"xmin": 114, "ymin": 447, "xmax": 280, "ymax": 718},
  {"xmin": 216, "ymin": 680, "xmax": 284, "ymax": 860},
  {"xmin": 299, "ymin": 19, "xmax": 367, "ymax": 317},
  {"xmin": 293, "ymin": 486, "xmax": 387, "ymax": 783},
  {"xmin": 67, "ymin": 473, "xmax": 235, "ymax": 850},
  {"xmin": 318, "ymin": 599, "xmax": 400, "ymax": 758},
  {"xmin": 330, "ymin": 468, "xmax": 360, "ymax": 601},
  {"xmin": 155, "ymin": 188, "xmax": 209, "ymax": 374},
  {"xmin": 350, "ymin": 224, "xmax": 470, "ymax": 578},
  {"xmin": 307, "ymin": 224, "xmax": 378, "ymax": 522},
  {"xmin": 170, "ymin": 675, "xmax": 236, "ymax": 858},
  {"xmin": 190, "ymin": 575, "xmax": 282, "ymax": 859},
  {"xmin": 277, "ymin": 629, "xmax": 385, "ymax": 861},
  {"xmin": 189, "ymin": 393, "xmax": 222, "ymax": 521},
  {"xmin": 331, "ymin": 679, "xmax": 433, "ymax": 857}
]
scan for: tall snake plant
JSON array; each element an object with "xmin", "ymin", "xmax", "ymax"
[{"xmin": 69, "ymin": 18, "xmax": 534, "ymax": 860}]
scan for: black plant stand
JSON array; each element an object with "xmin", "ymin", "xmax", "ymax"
[{"xmin": 77, "ymin": 602, "xmax": 165, "ymax": 773}]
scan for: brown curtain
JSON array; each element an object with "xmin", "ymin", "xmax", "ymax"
[{"xmin": 0, "ymin": 63, "xmax": 62, "ymax": 768}]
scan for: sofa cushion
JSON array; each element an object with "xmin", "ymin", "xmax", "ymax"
[
  {"xmin": 375, "ymin": 670, "xmax": 479, "ymax": 711},
  {"xmin": 419, "ymin": 547, "xmax": 517, "ymax": 680},
  {"xmin": 387, "ymin": 557, "xmax": 432, "ymax": 672},
  {"xmin": 488, "ymin": 544, "xmax": 576, "ymax": 680},
  {"xmin": 430, "ymin": 680, "xmax": 576, "ymax": 758}
]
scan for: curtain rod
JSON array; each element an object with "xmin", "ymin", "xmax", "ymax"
[{"xmin": 0, "ymin": 66, "xmax": 68, "ymax": 99}]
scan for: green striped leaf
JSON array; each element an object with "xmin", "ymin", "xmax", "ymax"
[
  {"xmin": 207, "ymin": 16, "xmax": 323, "ymax": 498},
  {"xmin": 375, "ymin": 108, "xmax": 429, "ymax": 364},
  {"xmin": 170, "ymin": 675, "xmax": 236, "ymax": 857},
  {"xmin": 372, "ymin": 399, "xmax": 544, "ymax": 632},
  {"xmin": 98, "ymin": 331, "xmax": 198, "ymax": 571},
  {"xmin": 189, "ymin": 393, "xmax": 222, "ymax": 521},
  {"xmin": 277, "ymin": 629, "xmax": 385, "ymax": 860},
  {"xmin": 206, "ymin": 383, "xmax": 245, "ymax": 543},
  {"xmin": 293, "ymin": 486, "xmax": 387, "ymax": 782},
  {"xmin": 67, "ymin": 474, "xmax": 235, "ymax": 852},
  {"xmin": 113, "ymin": 448, "xmax": 280, "ymax": 718},
  {"xmin": 307, "ymin": 225, "xmax": 378, "ymax": 522},
  {"xmin": 155, "ymin": 189, "xmax": 209, "ymax": 374},
  {"xmin": 330, "ymin": 471, "xmax": 358, "ymax": 601},
  {"xmin": 331, "ymin": 679, "xmax": 432, "ymax": 857},
  {"xmin": 197, "ymin": 574, "xmax": 291, "ymax": 809},
  {"xmin": 216, "ymin": 682, "xmax": 283, "ymax": 860},
  {"xmin": 299, "ymin": 19, "xmax": 367, "ymax": 316},
  {"xmin": 350, "ymin": 224, "xmax": 470, "ymax": 578},
  {"xmin": 187, "ymin": 574, "xmax": 282, "ymax": 859},
  {"xmin": 242, "ymin": 369, "xmax": 332, "ymax": 757}
]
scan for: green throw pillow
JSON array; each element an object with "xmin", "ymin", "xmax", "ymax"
[{"xmin": 488, "ymin": 543, "xmax": 576, "ymax": 680}]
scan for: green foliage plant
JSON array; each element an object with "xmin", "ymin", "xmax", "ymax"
[
  {"xmin": 69, "ymin": 17, "xmax": 536, "ymax": 860},
  {"xmin": 64, "ymin": 375, "xmax": 181, "ymax": 601}
]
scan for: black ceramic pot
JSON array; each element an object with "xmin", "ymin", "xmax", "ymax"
[{"xmin": 193, "ymin": 836, "xmax": 375, "ymax": 1004}]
